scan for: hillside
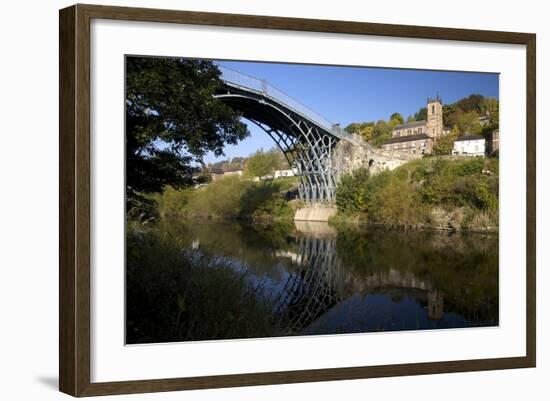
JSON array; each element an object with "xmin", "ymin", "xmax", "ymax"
[{"xmin": 334, "ymin": 156, "xmax": 499, "ymax": 232}]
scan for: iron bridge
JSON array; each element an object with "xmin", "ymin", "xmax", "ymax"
[{"xmin": 214, "ymin": 65, "xmax": 354, "ymax": 204}]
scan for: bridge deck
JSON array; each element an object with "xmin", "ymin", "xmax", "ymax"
[{"xmin": 218, "ymin": 65, "xmax": 351, "ymax": 141}]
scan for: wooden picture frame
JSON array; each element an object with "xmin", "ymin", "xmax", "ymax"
[{"xmin": 59, "ymin": 3, "xmax": 536, "ymax": 397}]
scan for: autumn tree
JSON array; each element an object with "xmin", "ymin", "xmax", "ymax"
[{"xmin": 358, "ymin": 125, "xmax": 375, "ymax": 142}]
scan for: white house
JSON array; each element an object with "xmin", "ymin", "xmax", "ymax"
[
  {"xmin": 274, "ymin": 168, "xmax": 297, "ymax": 179},
  {"xmin": 453, "ymin": 135, "xmax": 486, "ymax": 157}
]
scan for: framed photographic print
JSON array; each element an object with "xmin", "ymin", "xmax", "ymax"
[{"xmin": 59, "ymin": 4, "xmax": 536, "ymax": 397}]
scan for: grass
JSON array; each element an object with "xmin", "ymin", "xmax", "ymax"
[{"xmin": 126, "ymin": 226, "xmax": 282, "ymax": 343}]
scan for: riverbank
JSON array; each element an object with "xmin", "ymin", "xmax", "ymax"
[
  {"xmin": 145, "ymin": 156, "xmax": 498, "ymax": 233},
  {"xmin": 333, "ymin": 156, "xmax": 499, "ymax": 233}
]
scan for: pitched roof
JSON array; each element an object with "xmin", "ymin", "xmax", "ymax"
[
  {"xmin": 382, "ymin": 133, "xmax": 431, "ymax": 145},
  {"xmin": 209, "ymin": 167, "xmax": 224, "ymax": 174},
  {"xmin": 393, "ymin": 120, "xmax": 427, "ymax": 130},
  {"xmin": 455, "ymin": 135, "xmax": 485, "ymax": 142}
]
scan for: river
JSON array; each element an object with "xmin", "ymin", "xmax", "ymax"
[{"xmin": 126, "ymin": 220, "xmax": 499, "ymax": 343}]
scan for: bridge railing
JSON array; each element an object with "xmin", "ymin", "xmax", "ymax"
[{"xmin": 218, "ymin": 64, "xmax": 348, "ymax": 137}]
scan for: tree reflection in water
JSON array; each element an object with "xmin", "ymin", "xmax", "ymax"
[{"xmin": 126, "ymin": 220, "xmax": 498, "ymax": 343}]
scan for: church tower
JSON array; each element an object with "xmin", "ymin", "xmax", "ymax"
[{"xmin": 426, "ymin": 95, "xmax": 443, "ymax": 138}]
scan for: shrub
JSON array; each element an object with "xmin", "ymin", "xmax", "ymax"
[
  {"xmin": 335, "ymin": 168, "xmax": 370, "ymax": 215},
  {"xmin": 155, "ymin": 186, "xmax": 192, "ymax": 219},
  {"xmin": 184, "ymin": 176, "xmax": 253, "ymax": 219},
  {"xmin": 335, "ymin": 156, "xmax": 498, "ymax": 229},
  {"xmin": 158, "ymin": 175, "xmax": 299, "ymax": 222},
  {"xmin": 369, "ymin": 178, "xmax": 427, "ymax": 226}
]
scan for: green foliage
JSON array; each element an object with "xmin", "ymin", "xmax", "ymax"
[
  {"xmin": 444, "ymin": 106, "xmax": 465, "ymax": 128},
  {"xmin": 125, "ymin": 56, "xmax": 249, "ymax": 218},
  {"xmin": 185, "ymin": 176, "xmax": 251, "ymax": 220},
  {"xmin": 390, "ymin": 112, "xmax": 404, "ymax": 124},
  {"xmin": 335, "ymin": 157, "xmax": 498, "ymax": 229},
  {"xmin": 357, "ymin": 125, "xmax": 375, "ymax": 141},
  {"xmin": 161, "ymin": 175, "xmax": 298, "ymax": 222},
  {"xmin": 369, "ymin": 178, "xmax": 428, "ymax": 226},
  {"xmin": 432, "ymin": 126, "xmax": 459, "ymax": 155},
  {"xmin": 414, "ymin": 107, "xmax": 427, "ymax": 121},
  {"xmin": 335, "ymin": 168, "xmax": 371, "ymax": 215},
  {"xmin": 244, "ymin": 148, "xmax": 285, "ymax": 178},
  {"xmin": 416, "ymin": 158, "xmax": 497, "ymax": 211},
  {"xmin": 126, "ymin": 228, "xmax": 280, "ymax": 343},
  {"xmin": 154, "ymin": 186, "xmax": 192, "ymax": 220},
  {"xmin": 456, "ymin": 94, "xmax": 485, "ymax": 113},
  {"xmin": 456, "ymin": 111, "xmax": 482, "ymax": 136},
  {"xmin": 343, "ymin": 119, "xmax": 392, "ymax": 148}
]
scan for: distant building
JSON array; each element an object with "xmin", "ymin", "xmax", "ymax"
[
  {"xmin": 478, "ymin": 112, "xmax": 491, "ymax": 127},
  {"xmin": 209, "ymin": 168, "xmax": 243, "ymax": 181},
  {"xmin": 381, "ymin": 96, "xmax": 444, "ymax": 155},
  {"xmin": 380, "ymin": 133, "xmax": 433, "ymax": 155},
  {"xmin": 391, "ymin": 96, "xmax": 444, "ymax": 139},
  {"xmin": 209, "ymin": 167, "xmax": 225, "ymax": 181},
  {"xmin": 452, "ymin": 135, "xmax": 486, "ymax": 157},
  {"xmin": 223, "ymin": 170, "xmax": 243, "ymax": 177},
  {"xmin": 274, "ymin": 169, "xmax": 297, "ymax": 178}
]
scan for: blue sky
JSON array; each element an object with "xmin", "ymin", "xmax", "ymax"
[{"xmin": 204, "ymin": 60, "xmax": 499, "ymax": 164}]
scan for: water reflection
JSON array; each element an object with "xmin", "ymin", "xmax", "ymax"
[{"xmin": 171, "ymin": 220, "xmax": 498, "ymax": 337}]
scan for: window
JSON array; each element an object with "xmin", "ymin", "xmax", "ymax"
[
  {"xmin": 418, "ymin": 127, "xmax": 422, "ymax": 134},
  {"xmin": 432, "ymin": 105, "xmax": 435, "ymax": 114}
]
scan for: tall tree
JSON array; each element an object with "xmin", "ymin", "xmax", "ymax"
[
  {"xmin": 432, "ymin": 126, "xmax": 459, "ymax": 155},
  {"xmin": 456, "ymin": 94, "xmax": 484, "ymax": 113},
  {"xmin": 390, "ymin": 112, "xmax": 404, "ymax": 125},
  {"xmin": 414, "ymin": 107, "xmax": 427, "ymax": 121},
  {"xmin": 456, "ymin": 112, "xmax": 482, "ymax": 136},
  {"xmin": 244, "ymin": 149, "xmax": 284, "ymax": 178},
  {"xmin": 126, "ymin": 57, "xmax": 249, "ymax": 217}
]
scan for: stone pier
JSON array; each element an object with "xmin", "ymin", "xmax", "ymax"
[{"xmin": 294, "ymin": 204, "xmax": 337, "ymax": 222}]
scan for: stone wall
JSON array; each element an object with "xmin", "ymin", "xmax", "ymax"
[{"xmin": 332, "ymin": 134, "xmax": 421, "ymax": 182}]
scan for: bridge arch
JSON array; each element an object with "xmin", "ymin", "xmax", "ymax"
[{"xmin": 214, "ymin": 66, "xmax": 352, "ymax": 204}]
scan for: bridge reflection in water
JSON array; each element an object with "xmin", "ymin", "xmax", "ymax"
[
  {"xmin": 273, "ymin": 224, "xmax": 448, "ymax": 335},
  {"xmin": 185, "ymin": 221, "xmax": 498, "ymax": 337}
]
